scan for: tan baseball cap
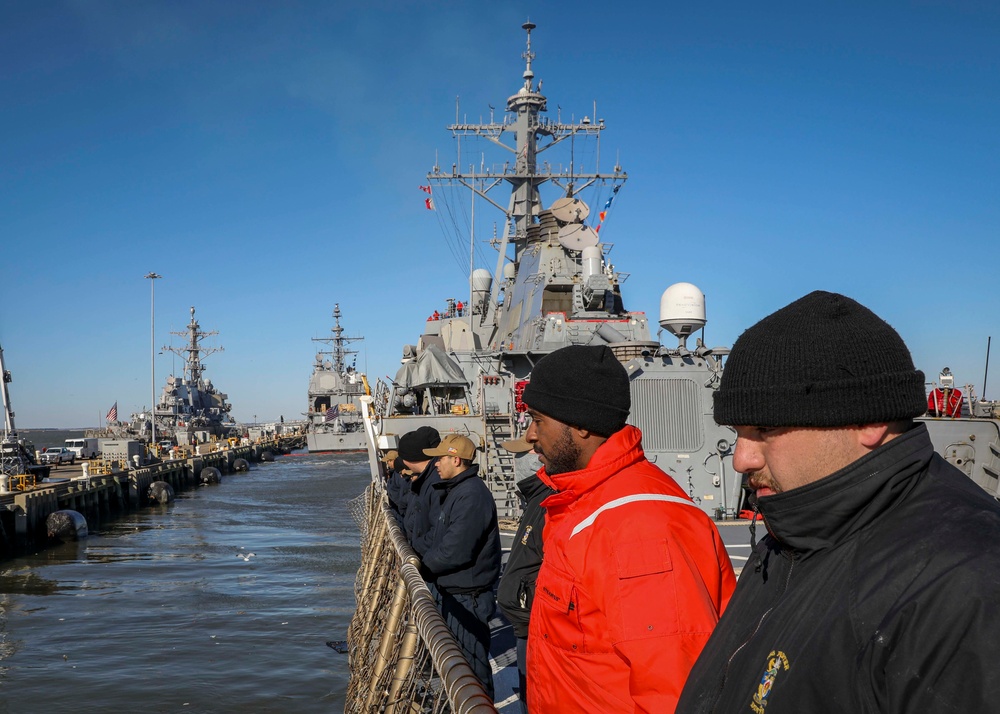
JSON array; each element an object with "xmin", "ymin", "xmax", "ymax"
[
  {"xmin": 500, "ymin": 436, "xmax": 533, "ymax": 454},
  {"xmin": 423, "ymin": 433, "xmax": 476, "ymax": 460},
  {"xmin": 381, "ymin": 449, "xmax": 399, "ymax": 465}
]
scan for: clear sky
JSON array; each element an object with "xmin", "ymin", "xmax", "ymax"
[{"xmin": 2, "ymin": 1, "xmax": 998, "ymax": 429}]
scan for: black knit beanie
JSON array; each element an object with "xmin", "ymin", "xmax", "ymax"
[
  {"xmin": 714, "ymin": 291, "xmax": 926, "ymax": 427},
  {"xmin": 398, "ymin": 426, "xmax": 441, "ymax": 461},
  {"xmin": 522, "ymin": 345, "xmax": 630, "ymax": 437}
]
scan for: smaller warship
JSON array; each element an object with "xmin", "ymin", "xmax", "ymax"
[{"xmin": 305, "ymin": 304, "xmax": 369, "ymax": 453}]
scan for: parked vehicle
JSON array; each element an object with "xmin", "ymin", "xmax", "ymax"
[
  {"xmin": 65, "ymin": 438, "xmax": 100, "ymax": 460},
  {"xmin": 38, "ymin": 447, "xmax": 75, "ymax": 465}
]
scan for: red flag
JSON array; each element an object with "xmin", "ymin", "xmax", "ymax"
[
  {"xmin": 419, "ymin": 185, "xmax": 432, "ymax": 194},
  {"xmin": 425, "ymin": 197, "xmax": 434, "ymax": 210}
]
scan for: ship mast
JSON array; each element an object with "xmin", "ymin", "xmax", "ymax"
[
  {"xmin": 429, "ymin": 22, "xmax": 626, "ymax": 305},
  {"xmin": 164, "ymin": 306, "xmax": 223, "ymax": 386},
  {"xmin": 313, "ymin": 304, "xmax": 363, "ymax": 375}
]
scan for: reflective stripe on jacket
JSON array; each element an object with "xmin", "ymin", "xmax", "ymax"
[{"xmin": 527, "ymin": 425, "xmax": 736, "ymax": 714}]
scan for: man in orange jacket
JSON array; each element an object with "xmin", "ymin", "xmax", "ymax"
[{"xmin": 523, "ymin": 345, "xmax": 736, "ymax": 713}]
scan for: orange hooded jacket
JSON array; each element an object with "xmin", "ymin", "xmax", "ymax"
[{"xmin": 527, "ymin": 425, "xmax": 736, "ymax": 713}]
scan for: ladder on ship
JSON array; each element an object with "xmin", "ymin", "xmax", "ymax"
[{"xmin": 483, "ymin": 411, "xmax": 520, "ymax": 521}]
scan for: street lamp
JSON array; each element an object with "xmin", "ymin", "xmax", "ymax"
[{"xmin": 145, "ymin": 272, "xmax": 162, "ymax": 452}]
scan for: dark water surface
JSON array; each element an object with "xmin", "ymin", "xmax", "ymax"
[{"xmin": 0, "ymin": 451, "xmax": 367, "ymax": 713}]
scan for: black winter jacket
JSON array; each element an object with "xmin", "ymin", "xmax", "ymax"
[
  {"xmin": 678, "ymin": 424, "xmax": 1000, "ymax": 714},
  {"xmin": 421, "ymin": 465, "xmax": 501, "ymax": 595},
  {"xmin": 401, "ymin": 459, "xmax": 440, "ymax": 557},
  {"xmin": 496, "ymin": 474, "xmax": 555, "ymax": 638},
  {"xmin": 386, "ymin": 469, "xmax": 410, "ymax": 527}
]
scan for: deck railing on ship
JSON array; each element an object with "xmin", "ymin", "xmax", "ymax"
[{"xmin": 345, "ymin": 473, "xmax": 497, "ymax": 713}]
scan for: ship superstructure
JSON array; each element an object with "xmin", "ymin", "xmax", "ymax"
[
  {"xmin": 365, "ymin": 23, "xmax": 740, "ymax": 520},
  {"xmin": 154, "ymin": 306, "xmax": 236, "ymax": 445},
  {"xmin": 305, "ymin": 304, "xmax": 368, "ymax": 452}
]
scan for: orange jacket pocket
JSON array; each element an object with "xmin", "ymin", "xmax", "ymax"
[{"xmin": 534, "ymin": 567, "xmax": 584, "ymax": 652}]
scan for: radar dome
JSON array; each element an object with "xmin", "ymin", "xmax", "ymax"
[
  {"xmin": 659, "ymin": 282, "xmax": 706, "ymax": 337},
  {"xmin": 471, "ymin": 269, "xmax": 492, "ymax": 293},
  {"xmin": 502, "ymin": 263, "xmax": 516, "ymax": 280}
]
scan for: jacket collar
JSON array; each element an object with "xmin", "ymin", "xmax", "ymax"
[
  {"xmin": 410, "ymin": 457, "xmax": 438, "ymax": 485},
  {"xmin": 538, "ymin": 425, "xmax": 644, "ymax": 505},
  {"xmin": 758, "ymin": 423, "xmax": 934, "ymax": 554},
  {"xmin": 517, "ymin": 473, "xmax": 553, "ymax": 500},
  {"xmin": 432, "ymin": 464, "xmax": 479, "ymax": 491}
]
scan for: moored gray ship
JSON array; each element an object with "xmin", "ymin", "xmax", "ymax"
[
  {"xmin": 362, "ymin": 22, "xmax": 739, "ymax": 523},
  {"xmin": 89, "ymin": 306, "xmax": 237, "ymax": 447},
  {"xmin": 305, "ymin": 304, "xmax": 369, "ymax": 453}
]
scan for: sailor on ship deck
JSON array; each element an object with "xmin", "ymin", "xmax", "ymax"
[{"xmin": 522, "ymin": 345, "xmax": 735, "ymax": 713}]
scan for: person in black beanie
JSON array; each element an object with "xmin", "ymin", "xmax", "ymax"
[
  {"xmin": 395, "ymin": 425, "xmax": 442, "ymax": 556},
  {"xmin": 521, "ymin": 345, "xmax": 736, "ymax": 713},
  {"xmin": 678, "ymin": 291, "xmax": 1000, "ymax": 714}
]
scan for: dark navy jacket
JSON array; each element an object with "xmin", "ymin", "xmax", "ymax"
[
  {"xmin": 385, "ymin": 469, "xmax": 411, "ymax": 527},
  {"xmin": 496, "ymin": 473, "xmax": 554, "ymax": 638},
  {"xmin": 421, "ymin": 464, "xmax": 501, "ymax": 595},
  {"xmin": 678, "ymin": 424, "xmax": 1000, "ymax": 714},
  {"xmin": 401, "ymin": 459, "xmax": 440, "ymax": 557}
]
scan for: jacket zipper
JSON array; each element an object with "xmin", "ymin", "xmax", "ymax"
[{"xmin": 710, "ymin": 551, "xmax": 796, "ymax": 714}]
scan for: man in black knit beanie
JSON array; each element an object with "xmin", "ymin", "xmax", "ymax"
[
  {"xmin": 678, "ymin": 290, "xmax": 1000, "ymax": 714},
  {"xmin": 521, "ymin": 345, "xmax": 736, "ymax": 713}
]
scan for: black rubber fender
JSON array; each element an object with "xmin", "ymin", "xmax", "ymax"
[
  {"xmin": 200, "ymin": 466, "xmax": 222, "ymax": 484},
  {"xmin": 148, "ymin": 480, "xmax": 175, "ymax": 504},
  {"xmin": 47, "ymin": 510, "xmax": 89, "ymax": 541}
]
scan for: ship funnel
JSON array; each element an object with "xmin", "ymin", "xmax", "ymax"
[{"xmin": 659, "ymin": 282, "xmax": 706, "ymax": 350}]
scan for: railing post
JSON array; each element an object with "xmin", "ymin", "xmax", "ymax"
[{"xmin": 363, "ymin": 575, "xmax": 409, "ymax": 712}]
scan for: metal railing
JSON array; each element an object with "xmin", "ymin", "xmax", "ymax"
[{"xmin": 344, "ymin": 479, "xmax": 497, "ymax": 714}]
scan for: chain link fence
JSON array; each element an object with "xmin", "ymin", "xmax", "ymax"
[{"xmin": 344, "ymin": 481, "xmax": 497, "ymax": 714}]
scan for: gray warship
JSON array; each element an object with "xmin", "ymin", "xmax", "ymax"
[
  {"xmin": 155, "ymin": 306, "xmax": 237, "ymax": 445},
  {"xmin": 360, "ymin": 23, "xmax": 1000, "ymax": 518},
  {"xmin": 305, "ymin": 304, "xmax": 369, "ymax": 453},
  {"xmin": 362, "ymin": 22, "xmax": 739, "ymax": 521},
  {"xmin": 93, "ymin": 306, "xmax": 238, "ymax": 446}
]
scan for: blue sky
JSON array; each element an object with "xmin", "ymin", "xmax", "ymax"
[{"xmin": 2, "ymin": 1, "xmax": 998, "ymax": 428}]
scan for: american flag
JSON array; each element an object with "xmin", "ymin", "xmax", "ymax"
[
  {"xmin": 106, "ymin": 401, "xmax": 118, "ymax": 423},
  {"xmin": 325, "ymin": 405, "xmax": 340, "ymax": 423}
]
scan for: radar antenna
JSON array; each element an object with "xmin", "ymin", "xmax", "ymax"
[
  {"xmin": 313, "ymin": 304, "xmax": 363, "ymax": 375},
  {"xmin": 163, "ymin": 306, "xmax": 224, "ymax": 386}
]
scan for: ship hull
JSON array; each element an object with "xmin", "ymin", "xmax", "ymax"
[{"xmin": 305, "ymin": 430, "xmax": 368, "ymax": 453}]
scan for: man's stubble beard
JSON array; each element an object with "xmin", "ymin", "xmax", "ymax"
[{"xmin": 539, "ymin": 425, "xmax": 582, "ymax": 475}]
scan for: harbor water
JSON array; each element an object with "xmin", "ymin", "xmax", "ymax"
[{"xmin": 0, "ymin": 449, "xmax": 367, "ymax": 713}]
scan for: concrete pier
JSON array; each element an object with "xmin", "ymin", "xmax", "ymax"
[{"xmin": 0, "ymin": 436, "xmax": 302, "ymax": 558}]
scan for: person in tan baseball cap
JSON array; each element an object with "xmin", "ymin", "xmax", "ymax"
[
  {"xmin": 418, "ymin": 432, "xmax": 500, "ymax": 698},
  {"xmin": 423, "ymin": 433, "xmax": 477, "ymax": 476}
]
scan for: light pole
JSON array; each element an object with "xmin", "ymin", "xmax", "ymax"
[{"xmin": 145, "ymin": 272, "xmax": 162, "ymax": 452}]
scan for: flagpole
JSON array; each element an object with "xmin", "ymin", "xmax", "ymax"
[
  {"xmin": 145, "ymin": 273, "xmax": 162, "ymax": 452},
  {"xmin": 469, "ymin": 178, "xmax": 475, "ymax": 335}
]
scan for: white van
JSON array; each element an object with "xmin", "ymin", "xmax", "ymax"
[{"xmin": 65, "ymin": 437, "xmax": 100, "ymax": 459}]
